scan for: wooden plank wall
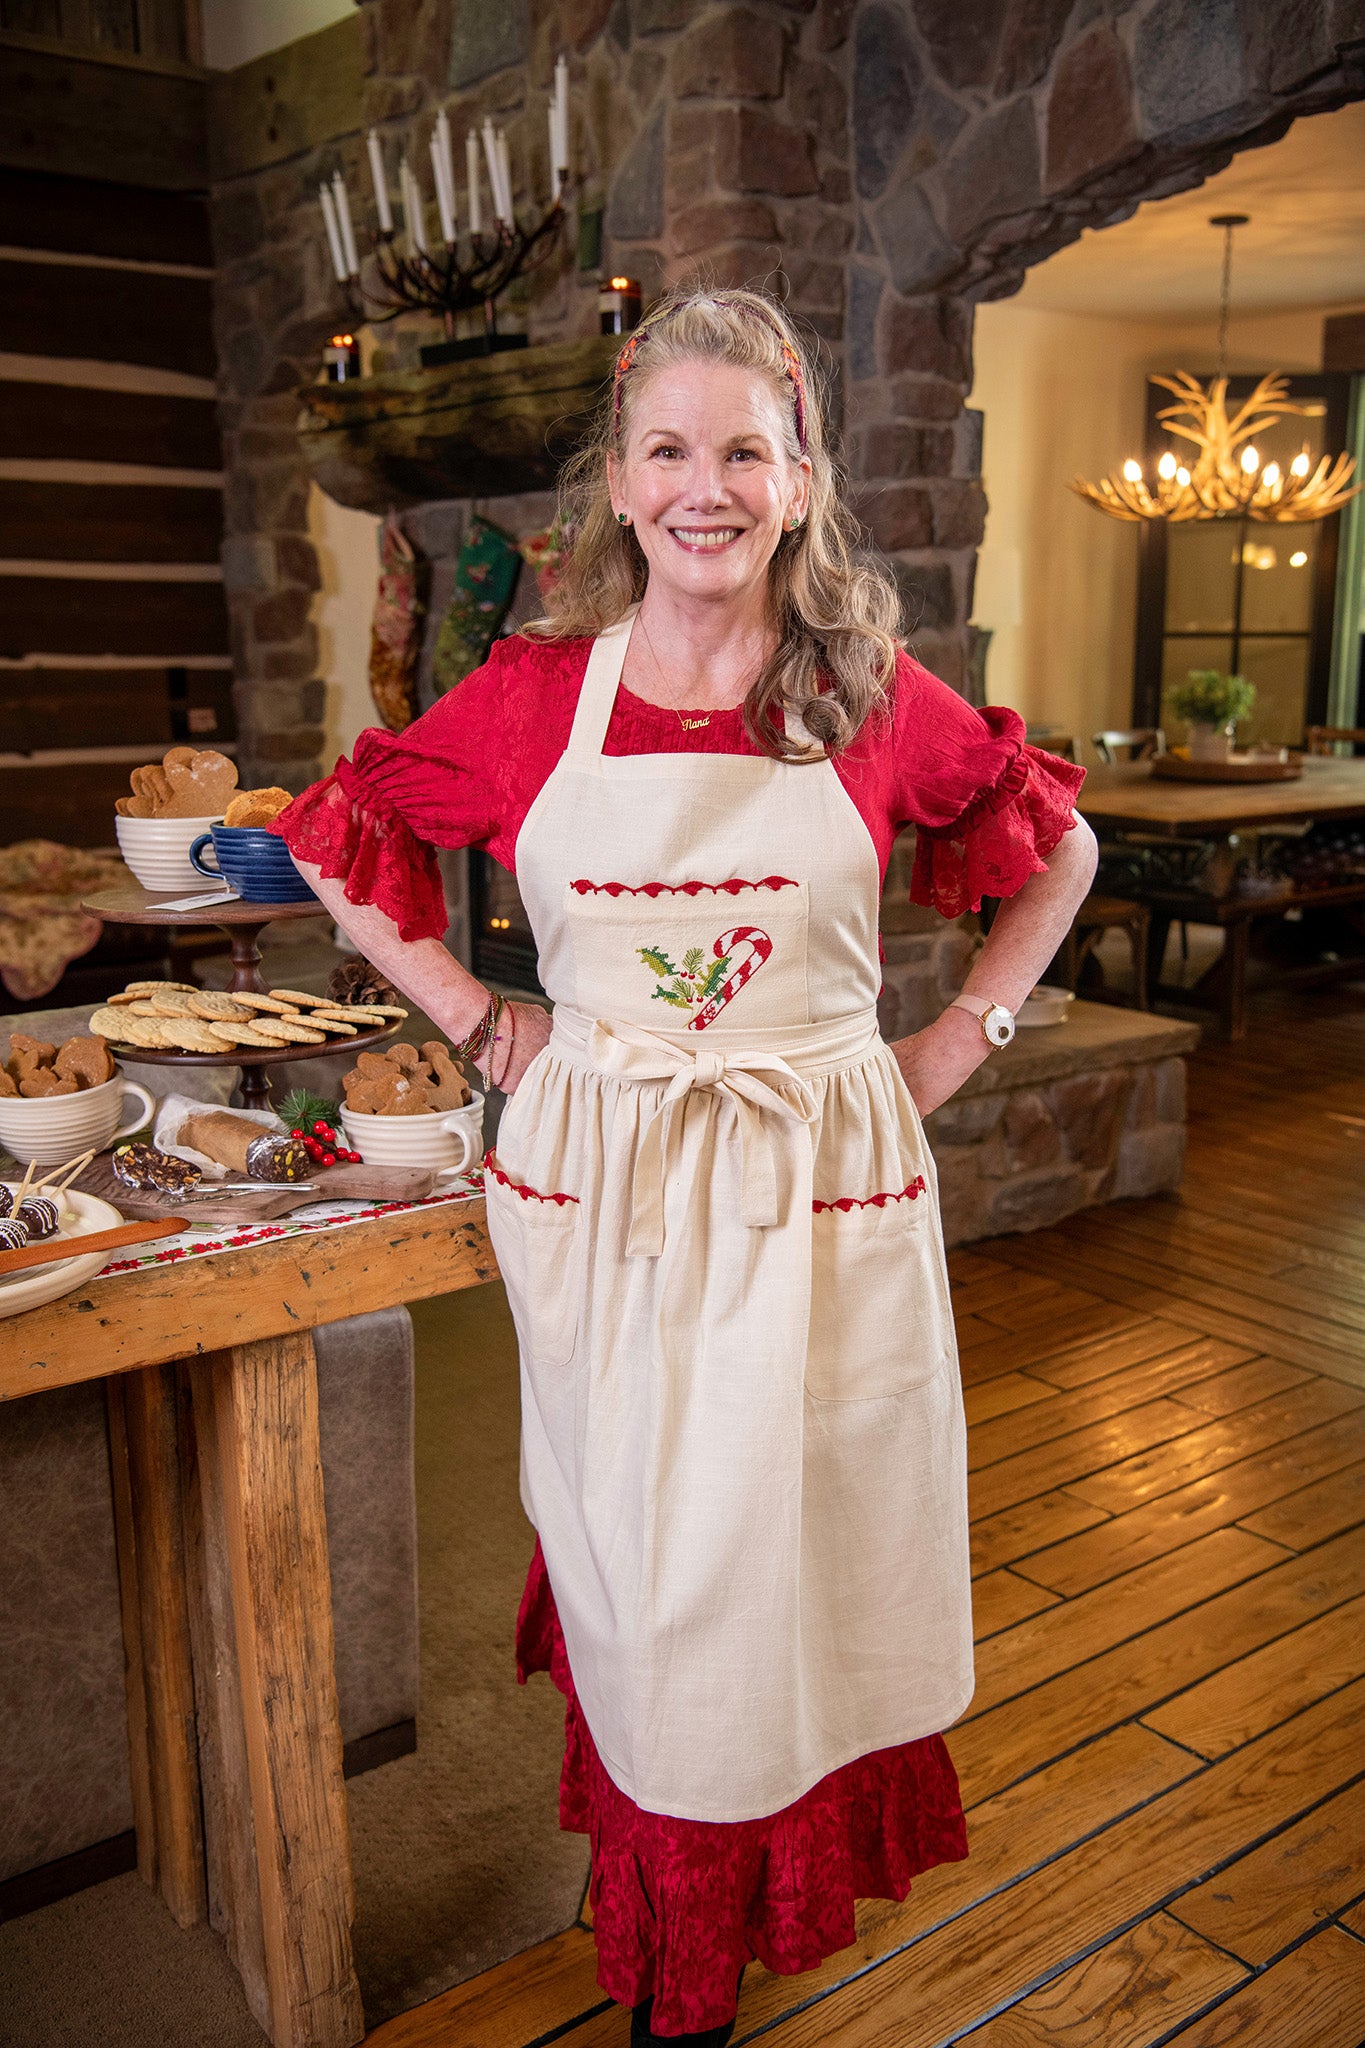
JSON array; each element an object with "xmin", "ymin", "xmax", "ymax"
[{"xmin": 0, "ymin": 162, "xmax": 231, "ymax": 847}]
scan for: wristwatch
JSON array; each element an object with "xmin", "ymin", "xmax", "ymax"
[{"xmin": 949, "ymin": 995, "xmax": 1016, "ymax": 1048}]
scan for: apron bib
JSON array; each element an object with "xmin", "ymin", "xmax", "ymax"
[{"xmin": 485, "ymin": 610, "xmax": 972, "ymax": 1823}]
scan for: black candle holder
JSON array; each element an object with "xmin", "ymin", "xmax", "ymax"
[{"xmin": 346, "ymin": 199, "xmax": 569, "ymax": 363}]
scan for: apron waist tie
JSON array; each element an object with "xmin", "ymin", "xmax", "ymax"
[{"xmin": 582, "ymin": 1018, "xmax": 820, "ymax": 1258}]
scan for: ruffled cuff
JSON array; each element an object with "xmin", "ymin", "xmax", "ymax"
[
  {"xmin": 271, "ymin": 759, "xmax": 448, "ymax": 943},
  {"xmin": 911, "ymin": 743, "xmax": 1086, "ymax": 920}
]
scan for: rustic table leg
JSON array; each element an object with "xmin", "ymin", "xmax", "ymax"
[
  {"xmin": 106, "ymin": 1364, "xmax": 207, "ymax": 1930},
  {"xmin": 1223, "ymin": 918, "xmax": 1251, "ymax": 1040},
  {"xmin": 188, "ymin": 1333, "xmax": 364, "ymax": 2048}
]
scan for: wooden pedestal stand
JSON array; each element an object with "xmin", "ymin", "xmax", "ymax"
[{"xmin": 80, "ymin": 885, "xmax": 397, "ymax": 1108}]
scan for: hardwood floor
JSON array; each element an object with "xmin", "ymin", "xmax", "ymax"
[{"xmin": 368, "ymin": 993, "xmax": 1365, "ymax": 2048}]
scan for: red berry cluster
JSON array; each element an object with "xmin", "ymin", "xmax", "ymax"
[{"xmin": 290, "ymin": 1118, "xmax": 361, "ymax": 1170}]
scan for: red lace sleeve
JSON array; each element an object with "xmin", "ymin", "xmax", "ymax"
[
  {"xmin": 271, "ymin": 646, "xmax": 509, "ymax": 943},
  {"xmin": 271, "ymin": 753, "xmax": 449, "ymax": 943},
  {"xmin": 893, "ymin": 658, "xmax": 1086, "ymax": 919}
]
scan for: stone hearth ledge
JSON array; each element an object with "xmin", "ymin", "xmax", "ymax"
[{"xmin": 924, "ymin": 999, "xmax": 1200, "ymax": 1248}]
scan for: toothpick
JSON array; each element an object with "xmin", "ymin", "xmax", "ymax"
[
  {"xmin": 13, "ymin": 1158, "xmax": 37, "ymax": 1210},
  {"xmin": 36, "ymin": 1147, "xmax": 95, "ymax": 1195},
  {"xmin": 50, "ymin": 1149, "xmax": 97, "ymax": 1197}
]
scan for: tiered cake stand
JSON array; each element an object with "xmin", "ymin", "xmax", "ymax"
[{"xmin": 81, "ymin": 884, "xmax": 399, "ymax": 1109}]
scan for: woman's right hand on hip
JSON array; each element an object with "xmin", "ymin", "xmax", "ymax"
[{"xmin": 495, "ymin": 1002, "xmax": 553, "ymax": 1094}]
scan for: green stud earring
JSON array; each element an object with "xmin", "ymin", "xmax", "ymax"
[{"xmin": 617, "ymin": 511, "xmax": 629, "ymax": 525}]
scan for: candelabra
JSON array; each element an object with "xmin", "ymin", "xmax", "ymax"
[
  {"xmin": 319, "ymin": 64, "xmax": 574, "ymax": 365},
  {"xmin": 355, "ymin": 200, "xmax": 569, "ymax": 355}
]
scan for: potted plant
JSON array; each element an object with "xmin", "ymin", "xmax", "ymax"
[{"xmin": 1167, "ymin": 668, "xmax": 1257, "ymax": 762}]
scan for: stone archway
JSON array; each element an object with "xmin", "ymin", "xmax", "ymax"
[{"xmin": 847, "ymin": 0, "xmax": 1365, "ymax": 697}]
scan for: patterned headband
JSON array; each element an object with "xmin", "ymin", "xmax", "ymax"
[{"xmin": 611, "ymin": 295, "xmax": 809, "ymax": 454}]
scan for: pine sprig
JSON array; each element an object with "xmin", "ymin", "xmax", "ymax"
[{"xmin": 277, "ymin": 1087, "xmax": 342, "ymax": 1131}]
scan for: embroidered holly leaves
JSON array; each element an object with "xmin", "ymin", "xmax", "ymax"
[{"xmin": 637, "ymin": 943, "xmax": 733, "ymax": 1012}]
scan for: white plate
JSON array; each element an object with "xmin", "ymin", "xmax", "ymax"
[
  {"xmin": 1017, "ymin": 989, "xmax": 1076, "ymax": 1028},
  {"xmin": 0, "ymin": 1185, "xmax": 126, "ymax": 1318}
]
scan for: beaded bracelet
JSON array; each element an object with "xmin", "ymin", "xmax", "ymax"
[{"xmin": 452, "ymin": 990, "xmax": 502, "ymax": 1068}]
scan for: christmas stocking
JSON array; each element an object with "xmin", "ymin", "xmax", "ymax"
[
  {"xmin": 430, "ymin": 515, "xmax": 522, "ymax": 696},
  {"xmin": 368, "ymin": 511, "xmax": 423, "ymax": 732}
]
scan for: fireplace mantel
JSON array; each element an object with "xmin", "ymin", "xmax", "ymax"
[{"xmin": 296, "ymin": 335, "xmax": 620, "ymax": 511}]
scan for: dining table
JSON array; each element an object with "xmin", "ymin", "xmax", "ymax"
[
  {"xmin": 1076, "ymin": 755, "xmax": 1365, "ymax": 1037},
  {"xmin": 0, "ymin": 1189, "xmax": 497, "ymax": 2048}
]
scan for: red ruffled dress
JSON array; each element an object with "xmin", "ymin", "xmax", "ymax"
[{"xmin": 275, "ymin": 635, "xmax": 1085, "ymax": 2036}]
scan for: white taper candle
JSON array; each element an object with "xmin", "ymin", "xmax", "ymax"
[
  {"xmin": 401, "ymin": 158, "xmax": 428, "ymax": 254},
  {"xmin": 481, "ymin": 120, "xmax": 506, "ymax": 225},
  {"xmin": 466, "ymin": 129, "xmax": 483, "ymax": 236},
  {"xmin": 430, "ymin": 130, "xmax": 456, "ymax": 243},
  {"xmin": 331, "ymin": 171, "xmax": 359, "ymax": 276},
  {"xmin": 366, "ymin": 129, "xmax": 393, "ymax": 234},
  {"xmin": 496, "ymin": 129, "xmax": 513, "ymax": 222},
  {"xmin": 319, "ymin": 182, "xmax": 348, "ymax": 282}
]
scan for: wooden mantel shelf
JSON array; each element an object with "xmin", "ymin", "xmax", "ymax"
[{"xmin": 296, "ymin": 334, "xmax": 621, "ymax": 510}]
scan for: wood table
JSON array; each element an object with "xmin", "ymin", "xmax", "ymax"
[
  {"xmin": 1076, "ymin": 758, "xmax": 1365, "ymax": 1037},
  {"xmin": 0, "ymin": 1197, "xmax": 498, "ymax": 2048}
]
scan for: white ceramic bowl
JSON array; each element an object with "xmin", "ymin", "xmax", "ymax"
[
  {"xmin": 116, "ymin": 813, "xmax": 226, "ymax": 894},
  {"xmin": 1017, "ymin": 987, "xmax": 1076, "ymax": 1029},
  {"xmin": 0, "ymin": 1071, "xmax": 156, "ymax": 1167},
  {"xmin": 340, "ymin": 1091, "xmax": 484, "ymax": 1177}
]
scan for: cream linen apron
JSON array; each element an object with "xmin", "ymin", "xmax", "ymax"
[{"xmin": 485, "ymin": 609, "xmax": 973, "ymax": 1823}]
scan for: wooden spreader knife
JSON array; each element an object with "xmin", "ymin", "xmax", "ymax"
[{"xmin": 0, "ymin": 1217, "xmax": 189, "ymax": 1278}]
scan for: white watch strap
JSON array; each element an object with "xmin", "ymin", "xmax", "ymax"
[{"xmin": 950, "ymin": 995, "xmax": 1011, "ymax": 1023}]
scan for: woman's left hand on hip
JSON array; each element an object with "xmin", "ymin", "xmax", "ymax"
[{"xmin": 890, "ymin": 1006, "xmax": 991, "ymax": 1118}]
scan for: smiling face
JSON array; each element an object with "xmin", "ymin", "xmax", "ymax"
[{"xmin": 608, "ymin": 358, "xmax": 811, "ymax": 608}]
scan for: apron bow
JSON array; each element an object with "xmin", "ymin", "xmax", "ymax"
[{"xmin": 586, "ymin": 1020, "xmax": 819, "ymax": 1258}]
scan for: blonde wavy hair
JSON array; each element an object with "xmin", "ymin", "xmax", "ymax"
[{"xmin": 524, "ymin": 286, "xmax": 901, "ymax": 759}]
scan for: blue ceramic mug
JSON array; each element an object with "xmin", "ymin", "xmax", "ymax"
[{"xmin": 189, "ymin": 824, "xmax": 318, "ymax": 903}]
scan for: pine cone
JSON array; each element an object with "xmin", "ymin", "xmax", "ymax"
[{"xmin": 326, "ymin": 954, "xmax": 399, "ymax": 1008}]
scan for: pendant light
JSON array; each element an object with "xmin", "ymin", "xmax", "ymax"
[{"xmin": 1070, "ymin": 214, "xmax": 1361, "ymax": 524}]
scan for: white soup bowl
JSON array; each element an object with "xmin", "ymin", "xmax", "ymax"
[
  {"xmin": 116, "ymin": 813, "xmax": 226, "ymax": 894},
  {"xmin": 0, "ymin": 1072, "xmax": 156, "ymax": 1167},
  {"xmin": 339, "ymin": 1090, "xmax": 485, "ymax": 1178}
]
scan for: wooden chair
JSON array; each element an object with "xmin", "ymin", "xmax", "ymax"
[
  {"xmin": 1092, "ymin": 727, "xmax": 1166, "ymax": 764},
  {"xmin": 1303, "ymin": 725, "xmax": 1365, "ymax": 755},
  {"xmin": 1059, "ymin": 895, "xmax": 1150, "ymax": 1009}
]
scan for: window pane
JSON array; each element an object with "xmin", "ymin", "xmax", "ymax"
[
  {"xmin": 1238, "ymin": 638, "xmax": 1311, "ymax": 748},
  {"xmin": 1239, "ymin": 529, "xmax": 1318, "ymax": 633},
  {"xmin": 1162, "ymin": 637, "xmax": 1234, "ymax": 733},
  {"xmin": 1165, "ymin": 525, "xmax": 1238, "ymax": 633}
]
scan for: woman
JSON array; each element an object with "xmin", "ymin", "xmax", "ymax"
[{"xmin": 276, "ymin": 287, "xmax": 1095, "ymax": 2045}]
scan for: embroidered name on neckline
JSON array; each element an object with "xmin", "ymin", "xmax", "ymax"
[{"xmin": 570, "ymin": 876, "xmax": 798, "ymax": 897}]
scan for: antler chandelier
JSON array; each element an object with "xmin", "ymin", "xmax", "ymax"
[{"xmin": 1070, "ymin": 215, "xmax": 1362, "ymax": 526}]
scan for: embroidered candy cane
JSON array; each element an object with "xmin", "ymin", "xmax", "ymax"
[{"xmin": 688, "ymin": 926, "xmax": 773, "ymax": 1031}]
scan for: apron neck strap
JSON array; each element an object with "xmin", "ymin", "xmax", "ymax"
[
  {"xmin": 567, "ymin": 607, "xmax": 638, "ymax": 758},
  {"xmin": 567, "ymin": 602, "xmax": 827, "ymax": 762}
]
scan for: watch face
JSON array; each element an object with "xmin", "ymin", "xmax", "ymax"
[{"xmin": 983, "ymin": 1004, "xmax": 1015, "ymax": 1047}]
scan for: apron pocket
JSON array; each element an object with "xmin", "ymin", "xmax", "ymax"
[
  {"xmin": 806, "ymin": 1191, "xmax": 952, "ymax": 1401},
  {"xmin": 485, "ymin": 1153, "xmax": 582, "ymax": 1369}
]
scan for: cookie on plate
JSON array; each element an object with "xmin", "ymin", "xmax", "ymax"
[
  {"xmin": 205, "ymin": 1021, "xmax": 285, "ymax": 1048},
  {"xmin": 249, "ymin": 1017, "xmax": 327, "ymax": 1044},
  {"xmin": 156, "ymin": 1018, "xmax": 226, "ymax": 1053},
  {"xmin": 229, "ymin": 992, "xmax": 299, "ymax": 1016},
  {"xmin": 266, "ymin": 988, "xmax": 334, "ymax": 1008},
  {"xmin": 188, "ymin": 992, "xmax": 252, "ymax": 1023}
]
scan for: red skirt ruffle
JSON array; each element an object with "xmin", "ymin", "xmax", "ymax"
[{"xmin": 515, "ymin": 1537, "xmax": 969, "ymax": 2037}]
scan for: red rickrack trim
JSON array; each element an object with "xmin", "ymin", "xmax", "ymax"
[
  {"xmin": 483, "ymin": 1149, "xmax": 579, "ymax": 1206},
  {"xmin": 569, "ymin": 876, "xmax": 798, "ymax": 897},
  {"xmin": 813, "ymin": 1174, "xmax": 928, "ymax": 1213}
]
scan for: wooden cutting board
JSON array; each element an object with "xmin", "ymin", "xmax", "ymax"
[{"xmin": 71, "ymin": 1153, "xmax": 443, "ymax": 1226}]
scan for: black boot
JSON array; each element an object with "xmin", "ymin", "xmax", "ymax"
[
  {"xmin": 630, "ymin": 1965, "xmax": 744, "ymax": 2046},
  {"xmin": 629, "ymin": 1998, "xmax": 736, "ymax": 2047}
]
